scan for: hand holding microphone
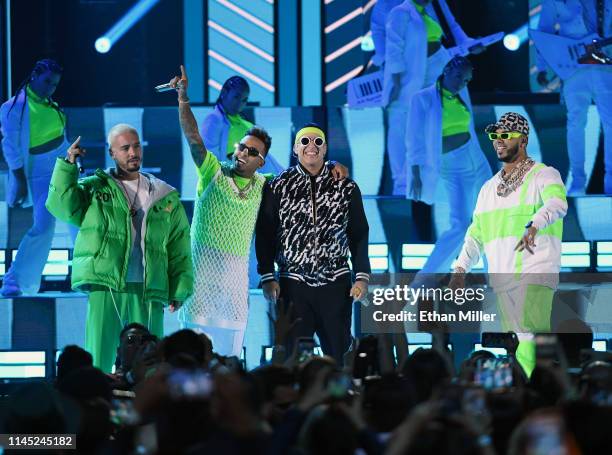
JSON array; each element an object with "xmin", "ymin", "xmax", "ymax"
[
  {"xmin": 154, "ymin": 83, "xmax": 176, "ymax": 92},
  {"xmin": 155, "ymin": 65, "xmax": 189, "ymax": 103},
  {"xmin": 66, "ymin": 136, "xmax": 86, "ymax": 174}
]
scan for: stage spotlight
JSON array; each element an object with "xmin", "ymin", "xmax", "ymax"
[
  {"xmin": 95, "ymin": 37, "xmax": 111, "ymax": 54},
  {"xmin": 361, "ymin": 35, "xmax": 374, "ymax": 52},
  {"xmin": 504, "ymin": 11, "xmax": 540, "ymax": 52},
  {"xmin": 93, "ymin": 0, "xmax": 160, "ymax": 54},
  {"xmin": 503, "ymin": 34, "xmax": 520, "ymax": 51}
]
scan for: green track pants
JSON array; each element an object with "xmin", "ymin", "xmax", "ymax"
[
  {"xmin": 496, "ymin": 284, "xmax": 554, "ymax": 377},
  {"xmin": 85, "ymin": 283, "xmax": 164, "ymax": 373}
]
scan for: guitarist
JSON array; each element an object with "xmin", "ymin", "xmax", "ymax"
[{"xmin": 536, "ymin": 0, "xmax": 612, "ymax": 195}]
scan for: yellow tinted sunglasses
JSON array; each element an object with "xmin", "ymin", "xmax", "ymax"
[{"xmin": 488, "ymin": 132, "xmax": 523, "ymax": 140}]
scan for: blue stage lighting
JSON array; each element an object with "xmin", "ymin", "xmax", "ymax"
[
  {"xmin": 95, "ymin": 37, "xmax": 111, "ymax": 53},
  {"xmin": 504, "ymin": 11, "xmax": 541, "ymax": 52},
  {"xmin": 94, "ymin": 0, "xmax": 160, "ymax": 53},
  {"xmin": 503, "ymin": 34, "xmax": 521, "ymax": 51}
]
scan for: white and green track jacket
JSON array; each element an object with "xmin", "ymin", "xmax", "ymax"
[{"xmin": 455, "ymin": 162, "xmax": 568, "ymax": 291}]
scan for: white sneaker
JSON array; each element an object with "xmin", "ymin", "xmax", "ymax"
[{"xmin": 1, "ymin": 282, "xmax": 22, "ymax": 297}]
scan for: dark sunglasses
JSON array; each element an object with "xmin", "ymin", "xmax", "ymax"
[
  {"xmin": 299, "ymin": 136, "xmax": 325, "ymax": 147},
  {"xmin": 237, "ymin": 142, "xmax": 265, "ymax": 161}
]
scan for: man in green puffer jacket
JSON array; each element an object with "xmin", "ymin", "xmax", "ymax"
[{"xmin": 46, "ymin": 124, "xmax": 193, "ymax": 372}]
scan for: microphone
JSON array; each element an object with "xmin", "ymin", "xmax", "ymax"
[
  {"xmin": 154, "ymin": 83, "xmax": 175, "ymax": 92},
  {"xmin": 75, "ymin": 155, "xmax": 84, "ymax": 174},
  {"xmin": 154, "ymin": 81, "xmax": 184, "ymax": 93}
]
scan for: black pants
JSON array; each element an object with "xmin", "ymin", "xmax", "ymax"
[{"xmin": 280, "ymin": 276, "xmax": 353, "ymax": 365}]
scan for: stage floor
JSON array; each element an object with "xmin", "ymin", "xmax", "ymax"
[
  {"xmin": 0, "ymin": 290, "xmax": 271, "ymax": 371},
  {"xmin": 2, "ymin": 282, "xmax": 612, "ymax": 373}
]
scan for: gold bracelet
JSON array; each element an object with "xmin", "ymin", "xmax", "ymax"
[{"xmin": 178, "ymin": 98, "xmax": 190, "ymax": 104}]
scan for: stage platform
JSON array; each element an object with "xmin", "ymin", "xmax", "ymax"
[
  {"xmin": 2, "ymin": 282, "xmax": 612, "ymax": 378},
  {"xmin": 0, "ymin": 290, "xmax": 273, "ymax": 375}
]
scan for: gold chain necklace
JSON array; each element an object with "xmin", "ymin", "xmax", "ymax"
[
  {"xmin": 117, "ymin": 174, "xmax": 141, "ymax": 217},
  {"xmin": 233, "ymin": 174, "xmax": 255, "ymax": 199}
]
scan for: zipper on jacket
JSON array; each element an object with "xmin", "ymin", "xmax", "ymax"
[
  {"xmin": 99, "ymin": 170, "xmax": 177, "ymax": 300},
  {"xmin": 309, "ymin": 175, "xmax": 318, "ymax": 283}
]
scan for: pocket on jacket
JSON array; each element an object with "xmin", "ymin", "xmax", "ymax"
[{"xmin": 146, "ymin": 252, "xmax": 168, "ymax": 292}]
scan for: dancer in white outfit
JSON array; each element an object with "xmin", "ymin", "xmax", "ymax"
[
  {"xmin": 383, "ymin": 0, "xmax": 479, "ymax": 195},
  {"xmin": 1, "ymin": 59, "xmax": 70, "ymax": 296},
  {"xmin": 406, "ymin": 57, "xmax": 492, "ymax": 279}
]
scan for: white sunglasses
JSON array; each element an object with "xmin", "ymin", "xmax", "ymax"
[{"xmin": 299, "ymin": 136, "xmax": 325, "ymax": 147}]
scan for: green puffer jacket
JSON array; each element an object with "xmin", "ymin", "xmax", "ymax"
[{"xmin": 46, "ymin": 158, "xmax": 193, "ymax": 303}]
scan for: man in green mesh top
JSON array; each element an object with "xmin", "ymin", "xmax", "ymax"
[{"xmin": 167, "ymin": 66, "xmax": 347, "ymax": 356}]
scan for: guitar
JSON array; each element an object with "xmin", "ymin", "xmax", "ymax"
[
  {"xmin": 530, "ymin": 30, "xmax": 612, "ymax": 80},
  {"xmin": 447, "ymin": 32, "xmax": 505, "ymax": 58}
]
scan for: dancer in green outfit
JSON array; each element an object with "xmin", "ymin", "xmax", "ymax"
[{"xmin": 46, "ymin": 126, "xmax": 193, "ymax": 372}]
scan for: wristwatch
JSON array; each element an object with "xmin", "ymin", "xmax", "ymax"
[{"xmin": 525, "ymin": 221, "xmax": 533, "ymax": 229}]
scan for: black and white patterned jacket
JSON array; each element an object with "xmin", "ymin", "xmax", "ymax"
[{"xmin": 256, "ymin": 163, "xmax": 370, "ymax": 287}]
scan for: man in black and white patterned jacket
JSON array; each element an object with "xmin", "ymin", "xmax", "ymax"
[{"xmin": 256, "ymin": 124, "xmax": 370, "ymax": 363}]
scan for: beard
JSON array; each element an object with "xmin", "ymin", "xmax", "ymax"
[
  {"xmin": 497, "ymin": 142, "xmax": 520, "ymax": 163},
  {"xmin": 126, "ymin": 160, "xmax": 141, "ymax": 171}
]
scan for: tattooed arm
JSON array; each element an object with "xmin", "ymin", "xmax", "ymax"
[
  {"xmin": 179, "ymin": 102, "xmax": 206, "ymax": 168},
  {"xmin": 170, "ymin": 65, "xmax": 207, "ymax": 168}
]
